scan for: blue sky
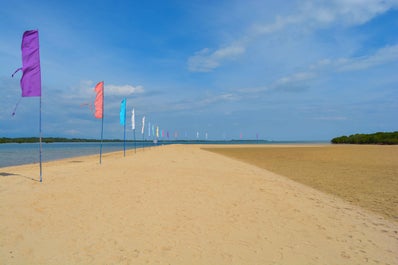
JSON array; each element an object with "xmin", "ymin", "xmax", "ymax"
[{"xmin": 1, "ymin": 0, "xmax": 397, "ymax": 141}]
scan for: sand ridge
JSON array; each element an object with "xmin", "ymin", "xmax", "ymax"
[{"xmin": 1, "ymin": 144, "xmax": 397, "ymax": 264}]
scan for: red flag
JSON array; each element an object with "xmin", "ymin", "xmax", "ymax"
[{"xmin": 94, "ymin": 81, "xmax": 104, "ymax": 119}]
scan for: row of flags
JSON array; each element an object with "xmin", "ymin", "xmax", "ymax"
[
  {"xmin": 12, "ymin": 29, "xmax": 252, "ymax": 143},
  {"xmin": 95, "ymin": 82, "xmax": 172, "ymax": 141},
  {"xmin": 93, "ymin": 84, "xmax": 240, "ymax": 142},
  {"xmin": 94, "ymin": 81, "xmax": 256, "ymax": 141},
  {"xmin": 11, "ymin": 30, "xmax": 262, "ymax": 180}
]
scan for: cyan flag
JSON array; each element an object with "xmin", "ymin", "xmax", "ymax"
[{"xmin": 120, "ymin": 98, "xmax": 126, "ymax": 125}]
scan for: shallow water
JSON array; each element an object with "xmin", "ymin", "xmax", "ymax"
[
  {"xmin": 0, "ymin": 140, "xmax": 326, "ymax": 168},
  {"xmin": 0, "ymin": 142, "xmax": 153, "ymax": 167}
]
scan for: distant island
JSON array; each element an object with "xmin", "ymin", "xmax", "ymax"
[
  {"xmin": 331, "ymin": 131, "xmax": 398, "ymax": 145},
  {"xmin": 0, "ymin": 137, "xmax": 266, "ymax": 144},
  {"xmin": 7, "ymin": 134, "xmax": 397, "ymax": 145}
]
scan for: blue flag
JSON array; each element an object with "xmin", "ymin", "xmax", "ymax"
[{"xmin": 120, "ymin": 98, "xmax": 126, "ymax": 125}]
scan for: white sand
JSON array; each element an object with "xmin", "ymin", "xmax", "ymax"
[{"xmin": 0, "ymin": 144, "xmax": 397, "ymax": 264}]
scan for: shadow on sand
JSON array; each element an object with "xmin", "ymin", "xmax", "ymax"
[{"xmin": 0, "ymin": 172, "xmax": 40, "ymax": 182}]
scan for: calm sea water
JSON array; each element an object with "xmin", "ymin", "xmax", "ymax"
[
  {"xmin": 0, "ymin": 140, "xmax": 328, "ymax": 168},
  {"xmin": 0, "ymin": 142, "xmax": 155, "ymax": 168}
]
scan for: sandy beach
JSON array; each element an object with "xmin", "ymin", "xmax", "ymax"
[
  {"xmin": 1, "ymin": 144, "xmax": 397, "ymax": 264},
  {"xmin": 204, "ymin": 144, "xmax": 398, "ymax": 221}
]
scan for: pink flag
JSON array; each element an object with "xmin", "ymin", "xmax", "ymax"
[{"xmin": 94, "ymin": 81, "xmax": 104, "ymax": 119}]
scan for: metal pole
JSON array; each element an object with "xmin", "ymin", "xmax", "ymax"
[
  {"xmin": 39, "ymin": 96, "xmax": 42, "ymax": 182},
  {"xmin": 99, "ymin": 84, "xmax": 104, "ymax": 164},
  {"xmin": 123, "ymin": 102, "xmax": 126, "ymax": 157},
  {"xmin": 134, "ymin": 129, "xmax": 136, "ymax": 153}
]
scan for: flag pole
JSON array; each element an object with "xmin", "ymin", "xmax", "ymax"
[
  {"xmin": 123, "ymin": 102, "xmax": 126, "ymax": 157},
  {"xmin": 132, "ymin": 108, "xmax": 136, "ymax": 153},
  {"xmin": 99, "ymin": 85, "xmax": 104, "ymax": 164},
  {"xmin": 14, "ymin": 30, "xmax": 42, "ymax": 181},
  {"xmin": 100, "ymin": 117, "xmax": 104, "ymax": 164},
  {"xmin": 134, "ymin": 129, "xmax": 136, "ymax": 153},
  {"xmin": 39, "ymin": 95, "xmax": 43, "ymax": 182}
]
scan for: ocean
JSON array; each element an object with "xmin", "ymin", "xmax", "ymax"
[
  {"xmin": 0, "ymin": 140, "xmax": 328, "ymax": 168},
  {"xmin": 0, "ymin": 142, "xmax": 155, "ymax": 168}
]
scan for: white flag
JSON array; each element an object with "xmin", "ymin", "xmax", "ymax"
[
  {"xmin": 141, "ymin": 116, "xmax": 145, "ymax": 135},
  {"xmin": 131, "ymin": 108, "xmax": 135, "ymax": 130}
]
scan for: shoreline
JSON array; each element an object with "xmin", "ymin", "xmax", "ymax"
[
  {"xmin": 0, "ymin": 142, "xmax": 329, "ymax": 168},
  {"xmin": 1, "ymin": 144, "xmax": 397, "ymax": 264}
]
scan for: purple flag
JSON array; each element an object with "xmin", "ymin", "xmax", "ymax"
[{"xmin": 13, "ymin": 30, "xmax": 41, "ymax": 97}]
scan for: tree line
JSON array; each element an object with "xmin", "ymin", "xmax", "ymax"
[{"xmin": 331, "ymin": 131, "xmax": 398, "ymax": 145}]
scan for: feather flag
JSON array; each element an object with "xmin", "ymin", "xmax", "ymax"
[
  {"xmin": 12, "ymin": 30, "xmax": 41, "ymax": 97},
  {"xmin": 11, "ymin": 30, "xmax": 43, "ymax": 182},
  {"xmin": 93, "ymin": 81, "xmax": 105, "ymax": 163},
  {"xmin": 119, "ymin": 98, "xmax": 127, "ymax": 156},
  {"xmin": 131, "ymin": 108, "xmax": 135, "ymax": 130},
  {"xmin": 120, "ymin": 98, "xmax": 126, "ymax": 125},
  {"xmin": 156, "ymin": 126, "xmax": 159, "ymax": 138},
  {"xmin": 141, "ymin": 116, "xmax": 145, "ymax": 135},
  {"xmin": 148, "ymin": 122, "xmax": 151, "ymax": 137},
  {"xmin": 94, "ymin": 81, "xmax": 104, "ymax": 119}
]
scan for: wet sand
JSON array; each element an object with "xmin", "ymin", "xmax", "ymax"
[
  {"xmin": 204, "ymin": 144, "xmax": 398, "ymax": 221},
  {"xmin": 1, "ymin": 144, "xmax": 397, "ymax": 264}
]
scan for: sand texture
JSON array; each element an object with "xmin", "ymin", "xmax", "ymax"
[
  {"xmin": 1, "ymin": 144, "xmax": 397, "ymax": 265},
  {"xmin": 204, "ymin": 144, "xmax": 398, "ymax": 221}
]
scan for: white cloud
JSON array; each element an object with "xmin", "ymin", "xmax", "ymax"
[
  {"xmin": 298, "ymin": 0, "xmax": 398, "ymax": 27},
  {"xmin": 51, "ymin": 81, "xmax": 145, "ymax": 107},
  {"xmin": 275, "ymin": 72, "xmax": 316, "ymax": 86},
  {"xmin": 251, "ymin": 15, "xmax": 302, "ymax": 35},
  {"xmin": 236, "ymin": 44, "xmax": 398, "ymax": 96},
  {"xmin": 106, "ymin": 84, "xmax": 144, "ymax": 96},
  {"xmin": 201, "ymin": 93, "xmax": 238, "ymax": 105},
  {"xmin": 309, "ymin": 59, "xmax": 333, "ymax": 70},
  {"xmin": 187, "ymin": 48, "xmax": 219, "ymax": 72},
  {"xmin": 187, "ymin": 0, "xmax": 398, "ymax": 72},
  {"xmin": 309, "ymin": 44, "xmax": 398, "ymax": 72},
  {"xmin": 154, "ymin": 91, "xmax": 240, "ymax": 113},
  {"xmin": 262, "ymin": 0, "xmax": 398, "ymax": 31},
  {"xmin": 188, "ymin": 44, "xmax": 245, "ymax": 72},
  {"xmin": 337, "ymin": 45, "xmax": 398, "ymax": 71}
]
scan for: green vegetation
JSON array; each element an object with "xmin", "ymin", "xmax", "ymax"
[{"xmin": 331, "ymin": 131, "xmax": 398, "ymax": 145}]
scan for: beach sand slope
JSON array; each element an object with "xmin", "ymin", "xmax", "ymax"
[{"xmin": 1, "ymin": 144, "xmax": 397, "ymax": 264}]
